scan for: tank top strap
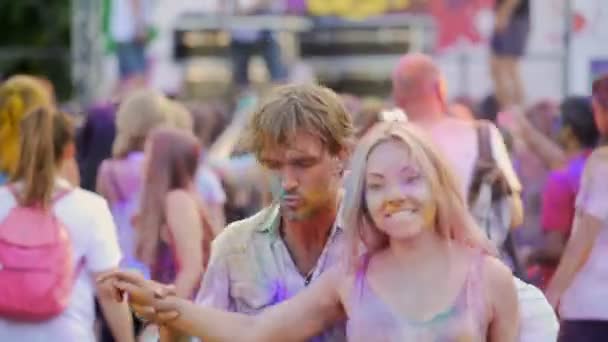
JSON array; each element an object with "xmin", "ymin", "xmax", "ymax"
[
  {"xmin": 354, "ymin": 253, "xmax": 372, "ymax": 301},
  {"xmin": 463, "ymin": 249, "xmax": 489, "ymax": 327}
]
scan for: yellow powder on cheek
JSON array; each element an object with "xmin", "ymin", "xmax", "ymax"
[{"xmin": 421, "ymin": 202, "xmax": 437, "ymax": 229}]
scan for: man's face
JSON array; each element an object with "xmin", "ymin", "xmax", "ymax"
[{"xmin": 259, "ymin": 132, "xmax": 342, "ymax": 221}]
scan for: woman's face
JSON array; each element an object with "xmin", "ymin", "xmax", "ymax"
[{"xmin": 364, "ymin": 139, "xmax": 436, "ymax": 240}]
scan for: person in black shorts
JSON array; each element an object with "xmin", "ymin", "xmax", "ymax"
[{"xmin": 490, "ymin": 0, "xmax": 530, "ymax": 110}]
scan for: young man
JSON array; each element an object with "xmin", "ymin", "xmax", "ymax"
[
  {"xmin": 490, "ymin": 0, "xmax": 530, "ymax": 109},
  {"xmin": 193, "ymin": 84, "xmax": 351, "ymax": 342},
  {"xmin": 391, "ymin": 53, "xmax": 558, "ymax": 341},
  {"xmin": 133, "ymin": 84, "xmax": 352, "ymax": 341},
  {"xmin": 546, "ymin": 74, "xmax": 608, "ymax": 340}
]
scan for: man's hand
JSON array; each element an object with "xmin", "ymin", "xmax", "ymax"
[{"xmin": 98, "ymin": 270, "xmax": 181, "ymax": 325}]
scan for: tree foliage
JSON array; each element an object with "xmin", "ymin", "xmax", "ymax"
[{"xmin": 0, "ymin": 0, "xmax": 71, "ymax": 100}]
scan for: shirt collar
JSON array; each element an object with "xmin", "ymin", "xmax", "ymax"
[{"xmin": 255, "ymin": 201, "xmax": 344, "ymax": 237}]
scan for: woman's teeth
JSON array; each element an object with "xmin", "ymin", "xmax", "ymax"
[{"xmin": 385, "ymin": 207, "xmax": 416, "ymax": 216}]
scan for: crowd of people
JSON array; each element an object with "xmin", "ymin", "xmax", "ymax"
[{"xmin": 1, "ymin": 49, "xmax": 608, "ymax": 342}]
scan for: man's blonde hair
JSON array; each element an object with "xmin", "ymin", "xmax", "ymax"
[{"xmin": 243, "ymin": 84, "xmax": 354, "ymax": 157}]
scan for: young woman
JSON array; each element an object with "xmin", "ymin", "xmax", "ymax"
[
  {"xmin": 0, "ymin": 75, "xmax": 53, "ymax": 185},
  {"xmin": 103, "ymin": 122, "xmax": 519, "ymax": 341},
  {"xmin": 135, "ymin": 127, "xmax": 213, "ymax": 298},
  {"xmin": 97, "ymin": 89, "xmax": 174, "ymax": 278},
  {"xmin": 0, "ymin": 109, "xmax": 133, "ymax": 341}
]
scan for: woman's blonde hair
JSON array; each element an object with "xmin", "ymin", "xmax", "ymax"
[
  {"xmin": 0, "ymin": 75, "xmax": 54, "ymax": 176},
  {"xmin": 112, "ymin": 89, "xmax": 173, "ymax": 158},
  {"xmin": 343, "ymin": 121, "xmax": 493, "ymax": 268},
  {"xmin": 166, "ymin": 100, "xmax": 194, "ymax": 132}
]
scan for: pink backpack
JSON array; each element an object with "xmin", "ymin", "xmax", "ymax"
[{"xmin": 0, "ymin": 186, "xmax": 82, "ymax": 321}]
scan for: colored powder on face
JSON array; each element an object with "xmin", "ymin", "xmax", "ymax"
[{"xmin": 268, "ymin": 174, "xmax": 286, "ymax": 201}]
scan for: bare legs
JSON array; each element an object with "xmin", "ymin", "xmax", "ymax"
[{"xmin": 491, "ymin": 54, "xmax": 525, "ymax": 110}]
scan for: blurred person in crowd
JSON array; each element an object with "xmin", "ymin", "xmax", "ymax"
[
  {"xmin": 490, "ymin": 0, "xmax": 530, "ymax": 109},
  {"xmin": 136, "ymin": 127, "xmax": 213, "ymax": 295},
  {"xmin": 106, "ymin": 84, "xmax": 353, "ymax": 342},
  {"xmin": 188, "ymin": 102, "xmax": 228, "ymax": 234},
  {"xmin": 507, "ymin": 101, "xmax": 559, "ymax": 253},
  {"xmin": 392, "ymin": 53, "xmax": 558, "ymax": 341},
  {"xmin": 106, "ymin": 0, "xmax": 154, "ymax": 94},
  {"xmin": 526, "ymin": 96, "xmax": 598, "ymax": 289},
  {"xmin": 103, "ymin": 121, "xmax": 521, "ymax": 341},
  {"xmin": 167, "ymin": 99, "xmax": 228, "ymax": 232},
  {"xmin": 134, "ymin": 127, "xmax": 215, "ymax": 340},
  {"xmin": 97, "ymin": 89, "xmax": 174, "ymax": 279},
  {"xmin": 0, "ymin": 75, "xmax": 53, "ymax": 184},
  {"xmin": 0, "ymin": 108, "xmax": 134, "ymax": 342},
  {"xmin": 546, "ymin": 74, "xmax": 608, "ymax": 341},
  {"xmin": 205, "ymin": 94, "xmax": 268, "ymax": 222},
  {"xmin": 77, "ymin": 102, "xmax": 118, "ymax": 192},
  {"xmin": 166, "ymin": 100, "xmax": 193, "ymax": 131},
  {"xmin": 221, "ymin": 0, "xmax": 287, "ymax": 90},
  {"xmin": 95, "ymin": 89, "xmax": 174, "ymax": 341},
  {"xmin": 0, "ymin": 75, "xmax": 81, "ymax": 187}
]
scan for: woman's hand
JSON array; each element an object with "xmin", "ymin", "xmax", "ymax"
[{"xmin": 97, "ymin": 270, "xmax": 181, "ymax": 324}]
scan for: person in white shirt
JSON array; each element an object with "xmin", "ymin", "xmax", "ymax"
[
  {"xmin": 546, "ymin": 74, "xmax": 608, "ymax": 341},
  {"xmin": 0, "ymin": 109, "xmax": 133, "ymax": 341}
]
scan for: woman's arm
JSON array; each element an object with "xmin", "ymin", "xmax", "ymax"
[
  {"xmin": 546, "ymin": 155, "xmax": 608, "ymax": 307},
  {"xmin": 485, "ymin": 257, "xmax": 519, "ymax": 342},
  {"xmin": 545, "ymin": 212, "xmax": 602, "ymax": 307},
  {"xmin": 111, "ymin": 267, "xmax": 346, "ymax": 342},
  {"xmin": 96, "ymin": 160, "xmax": 121, "ymax": 204},
  {"xmin": 518, "ymin": 120, "xmax": 566, "ymax": 169},
  {"xmin": 166, "ymin": 190, "xmax": 205, "ymax": 298}
]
